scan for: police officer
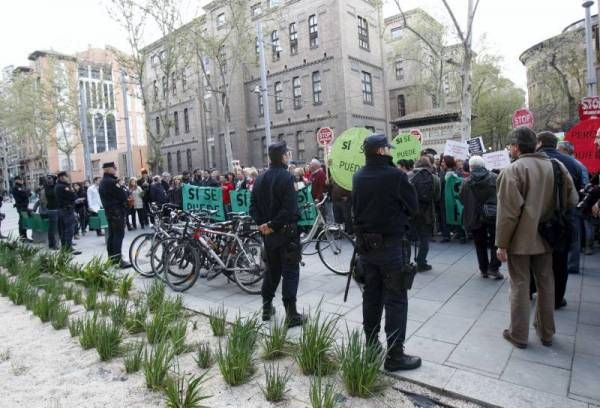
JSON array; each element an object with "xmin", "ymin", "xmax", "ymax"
[
  {"xmin": 11, "ymin": 175, "xmax": 32, "ymax": 242},
  {"xmin": 98, "ymin": 162, "xmax": 131, "ymax": 268},
  {"xmin": 352, "ymin": 134, "xmax": 421, "ymax": 371},
  {"xmin": 54, "ymin": 171, "xmax": 81, "ymax": 255},
  {"xmin": 250, "ymin": 141, "xmax": 306, "ymax": 327},
  {"xmin": 44, "ymin": 174, "xmax": 60, "ymax": 249}
]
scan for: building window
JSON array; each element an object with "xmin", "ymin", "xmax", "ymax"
[
  {"xmin": 174, "ymin": 111, "xmax": 180, "ymax": 136},
  {"xmin": 251, "ymin": 3, "xmax": 261, "ymax": 16},
  {"xmin": 95, "ymin": 113, "xmax": 106, "ymax": 153},
  {"xmin": 358, "ymin": 16, "xmax": 369, "ymax": 50},
  {"xmin": 176, "ymin": 150, "xmax": 182, "ymax": 173},
  {"xmin": 167, "ymin": 152, "xmax": 172, "ymax": 174},
  {"xmin": 171, "ymin": 72, "xmax": 177, "ymax": 95},
  {"xmin": 219, "ymin": 46, "xmax": 227, "ymax": 73},
  {"xmin": 312, "ymin": 71, "xmax": 322, "ymax": 104},
  {"xmin": 398, "ymin": 94, "xmax": 406, "ymax": 116},
  {"xmin": 186, "ymin": 149, "xmax": 193, "ymax": 171},
  {"xmin": 91, "ymin": 83, "xmax": 97, "ymax": 108},
  {"xmin": 153, "ymin": 80, "xmax": 158, "ymax": 100},
  {"xmin": 395, "ymin": 59, "xmax": 404, "ymax": 80},
  {"xmin": 361, "ymin": 71, "xmax": 373, "ymax": 105},
  {"xmin": 289, "ymin": 23, "xmax": 298, "ymax": 55},
  {"xmin": 216, "ymin": 13, "xmax": 225, "ymax": 28},
  {"xmin": 106, "ymin": 113, "xmax": 117, "ymax": 151},
  {"xmin": 184, "ymin": 108, "xmax": 190, "ymax": 133},
  {"xmin": 78, "ymin": 66, "xmax": 89, "ymax": 78},
  {"xmin": 296, "ymin": 131, "xmax": 305, "ymax": 161},
  {"xmin": 162, "ymin": 76, "xmax": 167, "ymax": 98},
  {"xmin": 292, "ymin": 76, "xmax": 302, "ymax": 109},
  {"xmin": 271, "ymin": 30, "xmax": 280, "ymax": 61},
  {"xmin": 155, "ymin": 116, "xmax": 160, "ymax": 136},
  {"xmin": 181, "ymin": 69, "xmax": 187, "ymax": 91},
  {"xmin": 391, "ymin": 27, "xmax": 402, "ymax": 40},
  {"xmin": 274, "ymin": 81, "xmax": 283, "ymax": 113},
  {"xmin": 309, "ymin": 14, "xmax": 319, "ymax": 48},
  {"xmin": 258, "ymin": 93, "xmax": 264, "ymax": 117}
]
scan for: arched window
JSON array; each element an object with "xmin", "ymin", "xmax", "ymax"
[
  {"xmin": 176, "ymin": 150, "xmax": 182, "ymax": 173},
  {"xmin": 106, "ymin": 113, "xmax": 117, "ymax": 151},
  {"xmin": 186, "ymin": 149, "xmax": 192, "ymax": 171},
  {"xmin": 94, "ymin": 113, "xmax": 105, "ymax": 153},
  {"xmin": 167, "ymin": 152, "xmax": 172, "ymax": 174}
]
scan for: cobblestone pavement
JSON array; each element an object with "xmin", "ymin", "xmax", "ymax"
[{"xmin": 2, "ymin": 204, "xmax": 599, "ymax": 408}]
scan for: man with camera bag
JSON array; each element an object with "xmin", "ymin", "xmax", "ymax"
[{"xmin": 352, "ymin": 133, "xmax": 421, "ymax": 371}]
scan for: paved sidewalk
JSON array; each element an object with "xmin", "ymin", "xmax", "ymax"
[{"xmin": 2, "ymin": 205, "xmax": 599, "ymax": 407}]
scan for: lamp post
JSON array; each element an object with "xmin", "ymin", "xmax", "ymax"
[
  {"xmin": 257, "ymin": 22, "xmax": 272, "ymax": 154},
  {"xmin": 120, "ymin": 70, "xmax": 134, "ymax": 178},
  {"xmin": 583, "ymin": 0, "xmax": 598, "ymax": 96}
]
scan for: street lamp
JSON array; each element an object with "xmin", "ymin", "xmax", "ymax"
[
  {"xmin": 256, "ymin": 22, "xmax": 275, "ymax": 155},
  {"xmin": 583, "ymin": 0, "xmax": 598, "ymax": 96}
]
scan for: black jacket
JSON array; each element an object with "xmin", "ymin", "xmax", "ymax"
[
  {"xmin": 149, "ymin": 182, "xmax": 168, "ymax": 206},
  {"xmin": 11, "ymin": 183, "xmax": 31, "ymax": 209},
  {"xmin": 44, "ymin": 184, "xmax": 58, "ymax": 210},
  {"xmin": 99, "ymin": 173, "xmax": 128, "ymax": 211},
  {"xmin": 168, "ymin": 186, "xmax": 183, "ymax": 209},
  {"xmin": 459, "ymin": 167, "xmax": 497, "ymax": 231},
  {"xmin": 352, "ymin": 155, "xmax": 418, "ymax": 239},
  {"xmin": 54, "ymin": 180, "xmax": 77, "ymax": 209},
  {"xmin": 250, "ymin": 163, "xmax": 299, "ymax": 232}
]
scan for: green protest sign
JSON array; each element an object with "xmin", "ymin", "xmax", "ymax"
[
  {"xmin": 297, "ymin": 186, "xmax": 317, "ymax": 227},
  {"xmin": 230, "ymin": 190, "xmax": 251, "ymax": 214},
  {"xmin": 392, "ymin": 133, "xmax": 421, "ymax": 163},
  {"xmin": 182, "ymin": 184, "xmax": 225, "ymax": 221},
  {"xmin": 329, "ymin": 127, "xmax": 372, "ymax": 191}
]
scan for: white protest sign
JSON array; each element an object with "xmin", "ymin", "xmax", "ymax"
[
  {"xmin": 483, "ymin": 150, "xmax": 511, "ymax": 170},
  {"xmin": 467, "ymin": 137, "xmax": 485, "ymax": 156},
  {"xmin": 444, "ymin": 140, "xmax": 469, "ymax": 160}
]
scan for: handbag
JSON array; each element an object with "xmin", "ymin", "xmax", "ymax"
[{"xmin": 538, "ymin": 160, "xmax": 572, "ymax": 252}]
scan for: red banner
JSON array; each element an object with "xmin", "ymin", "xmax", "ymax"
[{"xmin": 565, "ymin": 118, "xmax": 600, "ymax": 173}]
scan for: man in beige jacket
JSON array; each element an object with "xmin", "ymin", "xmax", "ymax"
[{"xmin": 496, "ymin": 127, "xmax": 578, "ymax": 349}]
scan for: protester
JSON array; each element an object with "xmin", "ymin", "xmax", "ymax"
[
  {"xmin": 293, "ymin": 168, "xmax": 306, "ymax": 191},
  {"xmin": 441, "ymin": 155, "xmax": 466, "ymax": 243},
  {"xmin": 222, "ymin": 173, "xmax": 235, "ymax": 213},
  {"xmin": 250, "ymin": 140, "xmax": 306, "ymax": 328},
  {"xmin": 459, "ymin": 156, "xmax": 502, "ymax": 279},
  {"xmin": 161, "ymin": 172, "xmax": 171, "ymax": 192},
  {"xmin": 99, "ymin": 162, "xmax": 131, "ymax": 269},
  {"xmin": 408, "ymin": 157, "xmax": 441, "ymax": 271},
  {"xmin": 496, "ymin": 127, "xmax": 577, "ymax": 349},
  {"xmin": 245, "ymin": 167, "xmax": 258, "ymax": 191},
  {"xmin": 73, "ymin": 183, "xmax": 87, "ymax": 238},
  {"xmin": 205, "ymin": 170, "xmax": 221, "ymax": 188},
  {"xmin": 309, "ymin": 159, "xmax": 327, "ymax": 202},
  {"xmin": 150, "ymin": 175, "xmax": 168, "ymax": 207},
  {"xmin": 11, "ymin": 175, "xmax": 31, "ymax": 242},
  {"xmin": 54, "ymin": 172, "xmax": 80, "ymax": 254},
  {"xmin": 128, "ymin": 178, "xmax": 145, "ymax": 229},
  {"xmin": 168, "ymin": 177, "xmax": 183, "ymax": 209},
  {"xmin": 352, "ymin": 133, "xmax": 421, "ymax": 371}
]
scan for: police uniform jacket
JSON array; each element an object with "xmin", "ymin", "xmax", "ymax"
[
  {"xmin": 352, "ymin": 154, "xmax": 418, "ymax": 239},
  {"xmin": 54, "ymin": 180, "xmax": 77, "ymax": 210},
  {"xmin": 99, "ymin": 173, "xmax": 128, "ymax": 212},
  {"xmin": 11, "ymin": 184, "xmax": 31, "ymax": 210},
  {"xmin": 44, "ymin": 185, "xmax": 58, "ymax": 210}
]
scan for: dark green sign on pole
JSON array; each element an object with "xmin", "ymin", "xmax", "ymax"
[
  {"xmin": 182, "ymin": 184, "xmax": 225, "ymax": 221},
  {"xmin": 230, "ymin": 190, "xmax": 251, "ymax": 214}
]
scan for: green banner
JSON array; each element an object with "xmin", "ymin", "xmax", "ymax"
[
  {"xmin": 297, "ymin": 186, "xmax": 318, "ymax": 227},
  {"xmin": 444, "ymin": 174, "xmax": 464, "ymax": 227},
  {"xmin": 230, "ymin": 190, "xmax": 251, "ymax": 214},
  {"xmin": 182, "ymin": 185, "xmax": 225, "ymax": 221},
  {"xmin": 392, "ymin": 133, "xmax": 421, "ymax": 163},
  {"xmin": 330, "ymin": 127, "xmax": 372, "ymax": 191}
]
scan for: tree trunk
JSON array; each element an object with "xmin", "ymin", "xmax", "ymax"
[
  {"xmin": 222, "ymin": 95, "xmax": 234, "ymax": 173},
  {"xmin": 460, "ymin": 53, "xmax": 473, "ymax": 142}
]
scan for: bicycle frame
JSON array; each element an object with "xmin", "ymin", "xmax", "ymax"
[{"xmin": 300, "ymin": 195, "xmax": 328, "ymax": 245}]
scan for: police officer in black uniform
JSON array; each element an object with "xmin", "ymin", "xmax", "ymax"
[
  {"xmin": 352, "ymin": 134, "xmax": 421, "ymax": 371},
  {"xmin": 250, "ymin": 141, "xmax": 306, "ymax": 327},
  {"xmin": 54, "ymin": 171, "xmax": 81, "ymax": 255},
  {"xmin": 98, "ymin": 162, "xmax": 131, "ymax": 268},
  {"xmin": 11, "ymin": 175, "xmax": 32, "ymax": 242}
]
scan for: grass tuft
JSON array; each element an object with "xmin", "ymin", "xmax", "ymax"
[
  {"xmin": 50, "ymin": 302, "xmax": 70, "ymax": 330},
  {"xmin": 143, "ymin": 340, "xmax": 175, "ymax": 390},
  {"xmin": 164, "ymin": 371, "xmax": 211, "ymax": 408},
  {"xmin": 109, "ymin": 298, "xmax": 129, "ymax": 327},
  {"xmin": 337, "ymin": 329, "xmax": 385, "ymax": 397},
  {"xmin": 146, "ymin": 280, "xmax": 166, "ymax": 313},
  {"xmin": 68, "ymin": 316, "xmax": 83, "ymax": 337},
  {"xmin": 95, "ymin": 320, "xmax": 122, "ymax": 361},
  {"xmin": 208, "ymin": 305, "xmax": 227, "ymax": 337},
  {"xmin": 124, "ymin": 340, "xmax": 145, "ymax": 373},
  {"xmin": 117, "ymin": 274, "xmax": 134, "ymax": 299},
  {"xmin": 216, "ymin": 314, "xmax": 260, "ymax": 386},
  {"xmin": 0, "ymin": 274, "xmax": 10, "ymax": 296},
  {"xmin": 79, "ymin": 314, "xmax": 98, "ymax": 349},
  {"xmin": 261, "ymin": 316, "xmax": 289, "ymax": 360},
  {"xmin": 125, "ymin": 299, "xmax": 148, "ymax": 334},
  {"xmin": 296, "ymin": 309, "xmax": 339, "ymax": 376},
  {"xmin": 260, "ymin": 363, "xmax": 291, "ymax": 402},
  {"xmin": 83, "ymin": 287, "xmax": 98, "ymax": 311},
  {"xmin": 169, "ymin": 319, "xmax": 188, "ymax": 355},
  {"xmin": 309, "ymin": 375, "xmax": 338, "ymax": 408},
  {"xmin": 146, "ymin": 308, "xmax": 171, "ymax": 344},
  {"xmin": 194, "ymin": 342, "xmax": 213, "ymax": 369},
  {"xmin": 33, "ymin": 291, "xmax": 61, "ymax": 323}
]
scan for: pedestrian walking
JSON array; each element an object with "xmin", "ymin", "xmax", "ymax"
[
  {"xmin": 11, "ymin": 175, "xmax": 31, "ymax": 242},
  {"xmin": 352, "ymin": 133, "xmax": 421, "ymax": 371},
  {"xmin": 496, "ymin": 127, "xmax": 577, "ymax": 349},
  {"xmin": 54, "ymin": 172, "xmax": 80, "ymax": 254},
  {"xmin": 128, "ymin": 178, "xmax": 146, "ymax": 229},
  {"xmin": 250, "ymin": 141, "xmax": 306, "ymax": 328},
  {"xmin": 98, "ymin": 162, "xmax": 131, "ymax": 269}
]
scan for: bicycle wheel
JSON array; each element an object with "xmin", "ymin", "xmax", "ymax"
[
  {"xmin": 150, "ymin": 238, "xmax": 169, "ymax": 281},
  {"xmin": 233, "ymin": 235, "xmax": 264, "ymax": 294},
  {"xmin": 129, "ymin": 233, "xmax": 155, "ymax": 278},
  {"xmin": 162, "ymin": 238, "xmax": 201, "ymax": 292},
  {"xmin": 316, "ymin": 227, "xmax": 355, "ymax": 275}
]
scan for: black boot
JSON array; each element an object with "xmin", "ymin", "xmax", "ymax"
[
  {"xmin": 384, "ymin": 344, "xmax": 421, "ymax": 371},
  {"xmin": 262, "ymin": 299, "xmax": 275, "ymax": 322},
  {"xmin": 284, "ymin": 301, "xmax": 306, "ymax": 328}
]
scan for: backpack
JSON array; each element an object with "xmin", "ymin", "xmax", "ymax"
[
  {"xmin": 538, "ymin": 160, "xmax": 572, "ymax": 252},
  {"xmin": 470, "ymin": 173, "xmax": 497, "ymax": 225},
  {"xmin": 410, "ymin": 170, "xmax": 434, "ymax": 208}
]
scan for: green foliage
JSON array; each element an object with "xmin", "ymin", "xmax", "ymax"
[
  {"xmin": 146, "ymin": 307, "xmax": 172, "ymax": 344},
  {"xmin": 169, "ymin": 319, "xmax": 188, "ymax": 355},
  {"xmin": 50, "ymin": 302, "xmax": 70, "ymax": 330},
  {"xmin": 309, "ymin": 376, "xmax": 338, "ymax": 408},
  {"xmin": 164, "ymin": 371, "xmax": 211, "ymax": 408},
  {"xmin": 33, "ymin": 291, "xmax": 61, "ymax": 323},
  {"xmin": 260, "ymin": 363, "xmax": 291, "ymax": 402},
  {"xmin": 109, "ymin": 298, "xmax": 129, "ymax": 327},
  {"xmin": 143, "ymin": 340, "xmax": 175, "ymax": 390},
  {"xmin": 162, "ymin": 295, "xmax": 184, "ymax": 319},
  {"xmin": 84, "ymin": 287, "xmax": 98, "ymax": 311},
  {"xmin": 95, "ymin": 320, "xmax": 122, "ymax": 361},
  {"xmin": 97, "ymin": 300, "xmax": 112, "ymax": 316},
  {"xmin": 8, "ymin": 276, "xmax": 34, "ymax": 305},
  {"xmin": 23, "ymin": 287, "xmax": 39, "ymax": 311},
  {"xmin": 68, "ymin": 316, "xmax": 82, "ymax": 337},
  {"xmin": 61, "ymin": 256, "xmax": 117, "ymax": 291},
  {"xmin": 337, "ymin": 329, "xmax": 386, "ymax": 397},
  {"xmin": 79, "ymin": 314, "xmax": 98, "ymax": 349},
  {"xmin": 0, "ymin": 273, "xmax": 9, "ymax": 296},
  {"xmin": 146, "ymin": 280, "xmax": 166, "ymax": 313},
  {"xmin": 125, "ymin": 299, "xmax": 148, "ymax": 334},
  {"xmin": 71, "ymin": 288, "xmax": 83, "ymax": 305},
  {"xmin": 261, "ymin": 316, "xmax": 289, "ymax": 360},
  {"xmin": 124, "ymin": 340, "xmax": 145, "ymax": 373},
  {"xmin": 42, "ymin": 249, "xmax": 74, "ymax": 276},
  {"xmin": 208, "ymin": 305, "xmax": 227, "ymax": 337},
  {"xmin": 296, "ymin": 309, "xmax": 339, "ymax": 376},
  {"xmin": 194, "ymin": 342, "xmax": 212, "ymax": 369},
  {"xmin": 118, "ymin": 274, "xmax": 134, "ymax": 299},
  {"xmin": 216, "ymin": 314, "xmax": 260, "ymax": 386}
]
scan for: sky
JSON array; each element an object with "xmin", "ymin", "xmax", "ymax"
[{"xmin": 0, "ymin": 0, "xmax": 591, "ymax": 92}]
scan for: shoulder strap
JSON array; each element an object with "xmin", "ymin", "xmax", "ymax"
[{"xmin": 550, "ymin": 159, "xmax": 564, "ymax": 211}]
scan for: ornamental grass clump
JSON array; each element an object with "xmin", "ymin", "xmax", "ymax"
[
  {"xmin": 216, "ymin": 314, "xmax": 260, "ymax": 386},
  {"xmin": 194, "ymin": 342, "xmax": 212, "ymax": 369},
  {"xmin": 50, "ymin": 302, "xmax": 70, "ymax": 330},
  {"xmin": 125, "ymin": 299, "xmax": 148, "ymax": 334},
  {"xmin": 164, "ymin": 371, "xmax": 211, "ymax": 408},
  {"xmin": 8, "ymin": 277, "xmax": 33, "ymax": 306},
  {"xmin": 296, "ymin": 309, "xmax": 339, "ymax": 375},
  {"xmin": 95, "ymin": 320, "xmax": 122, "ymax": 361},
  {"xmin": 143, "ymin": 340, "xmax": 175, "ymax": 390},
  {"xmin": 146, "ymin": 280, "xmax": 166, "ymax": 313},
  {"xmin": 261, "ymin": 316, "xmax": 289, "ymax": 360},
  {"xmin": 69, "ymin": 316, "xmax": 83, "ymax": 337},
  {"xmin": 337, "ymin": 329, "xmax": 386, "ymax": 397},
  {"xmin": 117, "ymin": 274, "xmax": 134, "ymax": 299},
  {"xmin": 23, "ymin": 287, "xmax": 39, "ymax": 311},
  {"xmin": 162, "ymin": 295, "xmax": 184, "ymax": 319},
  {"xmin": 169, "ymin": 319, "xmax": 188, "ymax": 355},
  {"xmin": 84, "ymin": 287, "xmax": 98, "ymax": 311},
  {"xmin": 33, "ymin": 292, "xmax": 61, "ymax": 323},
  {"xmin": 309, "ymin": 375, "xmax": 338, "ymax": 408},
  {"xmin": 260, "ymin": 363, "xmax": 291, "ymax": 402},
  {"xmin": 79, "ymin": 314, "xmax": 98, "ymax": 350},
  {"xmin": 0, "ymin": 273, "xmax": 10, "ymax": 296},
  {"xmin": 124, "ymin": 340, "xmax": 145, "ymax": 373},
  {"xmin": 109, "ymin": 298, "xmax": 129, "ymax": 327},
  {"xmin": 146, "ymin": 307, "xmax": 172, "ymax": 344},
  {"xmin": 208, "ymin": 305, "xmax": 227, "ymax": 337}
]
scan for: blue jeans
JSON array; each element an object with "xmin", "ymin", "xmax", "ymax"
[
  {"xmin": 568, "ymin": 210, "xmax": 581, "ymax": 274},
  {"xmin": 46, "ymin": 209, "xmax": 59, "ymax": 248},
  {"xmin": 58, "ymin": 208, "xmax": 75, "ymax": 250},
  {"xmin": 360, "ymin": 244, "xmax": 408, "ymax": 348}
]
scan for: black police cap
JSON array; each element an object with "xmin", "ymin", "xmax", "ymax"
[
  {"xmin": 268, "ymin": 141, "xmax": 291, "ymax": 156},
  {"xmin": 363, "ymin": 133, "xmax": 393, "ymax": 152},
  {"xmin": 102, "ymin": 162, "xmax": 116, "ymax": 169}
]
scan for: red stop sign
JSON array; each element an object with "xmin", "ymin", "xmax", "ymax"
[
  {"xmin": 512, "ymin": 109, "xmax": 535, "ymax": 129},
  {"xmin": 317, "ymin": 127, "xmax": 334, "ymax": 146}
]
